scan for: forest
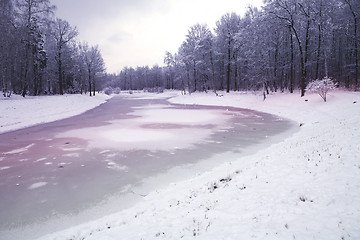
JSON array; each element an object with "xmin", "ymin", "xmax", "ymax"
[
  {"xmin": 1, "ymin": 0, "xmax": 359, "ymax": 97},
  {"xmin": 0, "ymin": 0, "xmax": 105, "ymax": 97}
]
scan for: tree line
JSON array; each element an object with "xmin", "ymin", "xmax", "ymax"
[
  {"xmin": 1, "ymin": 0, "xmax": 359, "ymax": 97},
  {"xmin": 108, "ymin": 0, "xmax": 359, "ymax": 96},
  {"xmin": 0, "ymin": 0, "xmax": 105, "ymax": 97}
]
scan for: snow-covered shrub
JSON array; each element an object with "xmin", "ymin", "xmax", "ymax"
[
  {"xmin": 103, "ymin": 87, "xmax": 121, "ymax": 95},
  {"xmin": 143, "ymin": 87, "xmax": 164, "ymax": 93},
  {"xmin": 113, "ymin": 87, "xmax": 121, "ymax": 94},
  {"xmin": 306, "ymin": 77, "xmax": 337, "ymax": 102},
  {"xmin": 103, "ymin": 87, "xmax": 113, "ymax": 95}
]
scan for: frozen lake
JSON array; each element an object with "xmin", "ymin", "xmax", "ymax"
[{"xmin": 0, "ymin": 95, "xmax": 295, "ymax": 239}]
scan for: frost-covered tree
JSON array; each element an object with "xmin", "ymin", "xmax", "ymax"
[
  {"xmin": 215, "ymin": 13, "xmax": 241, "ymax": 93},
  {"xmin": 0, "ymin": 0, "xmax": 16, "ymax": 96},
  {"xmin": 2, "ymin": 0, "xmax": 360, "ymax": 95},
  {"xmin": 164, "ymin": 51, "xmax": 175, "ymax": 89},
  {"xmin": 15, "ymin": 0, "xmax": 55, "ymax": 96},
  {"xmin": 343, "ymin": 0, "xmax": 360, "ymax": 91},
  {"xmin": 53, "ymin": 18, "xmax": 78, "ymax": 95},
  {"xmin": 306, "ymin": 77, "xmax": 337, "ymax": 102},
  {"xmin": 182, "ymin": 24, "xmax": 213, "ymax": 92},
  {"xmin": 266, "ymin": 0, "xmax": 313, "ymax": 97},
  {"xmin": 79, "ymin": 42, "xmax": 105, "ymax": 96}
]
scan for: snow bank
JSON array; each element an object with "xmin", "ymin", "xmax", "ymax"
[
  {"xmin": 0, "ymin": 94, "xmax": 111, "ymax": 134},
  {"xmin": 36, "ymin": 89, "xmax": 360, "ymax": 240}
]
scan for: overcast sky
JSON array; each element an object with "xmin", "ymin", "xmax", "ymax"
[{"xmin": 51, "ymin": 0, "xmax": 263, "ymax": 73}]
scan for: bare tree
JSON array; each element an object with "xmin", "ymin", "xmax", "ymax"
[
  {"xmin": 268, "ymin": 0, "xmax": 311, "ymax": 97},
  {"xmin": 164, "ymin": 51, "xmax": 175, "ymax": 89},
  {"xmin": 15, "ymin": 0, "xmax": 55, "ymax": 96},
  {"xmin": 0, "ymin": 0, "xmax": 15, "ymax": 96},
  {"xmin": 53, "ymin": 18, "xmax": 78, "ymax": 95},
  {"xmin": 79, "ymin": 42, "xmax": 105, "ymax": 96},
  {"xmin": 215, "ymin": 13, "xmax": 241, "ymax": 93},
  {"xmin": 343, "ymin": 0, "xmax": 359, "ymax": 90}
]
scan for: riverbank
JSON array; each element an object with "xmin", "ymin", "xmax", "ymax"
[
  {"xmin": 32, "ymin": 89, "xmax": 360, "ymax": 240},
  {"xmin": 0, "ymin": 93, "xmax": 111, "ymax": 134}
]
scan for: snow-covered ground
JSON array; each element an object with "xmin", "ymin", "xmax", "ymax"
[
  {"xmin": 1, "ymin": 90, "xmax": 360, "ymax": 239},
  {"xmin": 0, "ymin": 93, "xmax": 111, "ymax": 134},
  {"xmin": 20, "ymin": 89, "xmax": 357, "ymax": 240}
]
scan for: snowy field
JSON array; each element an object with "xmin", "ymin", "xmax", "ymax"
[
  {"xmin": 0, "ymin": 94, "xmax": 111, "ymax": 134},
  {"xmin": 1, "ymin": 90, "xmax": 360, "ymax": 239}
]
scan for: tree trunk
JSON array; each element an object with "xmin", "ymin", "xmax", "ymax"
[
  {"xmin": 226, "ymin": 38, "xmax": 231, "ymax": 93},
  {"xmin": 210, "ymin": 50, "xmax": 216, "ymax": 90},
  {"xmin": 304, "ymin": 18, "xmax": 311, "ymax": 81},
  {"xmin": 290, "ymin": 27, "xmax": 294, "ymax": 93},
  {"xmin": 193, "ymin": 60, "xmax": 196, "ymax": 92},
  {"xmin": 291, "ymin": 24, "xmax": 306, "ymax": 96},
  {"xmin": 324, "ymin": 49, "xmax": 328, "ymax": 77},
  {"xmin": 344, "ymin": 0, "xmax": 358, "ymax": 90},
  {"xmin": 58, "ymin": 50, "xmax": 63, "ymax": 95},
  {"xmin": 315, "ymin": 0, "xmax": 323, "ymax": 80},
  {"xmin": 316, "ymin": 24, "xmax": 322, "ymax": 80},
  {"xmin": 234, "ymin": 56, "xmax": 238, "ymax": 91},
  {"xmin": 354, "ymin": 14, "xmax": 358, "ymax": 90},
  {"xmin": 93, "ymin": 74, "xmax": 96, "ymax": 96},
  {"xmin": 88, "ymin": 68, "xmax": 92, "ymax": 96},
  {"xmin": 186, "ymin": 64, "xmax": 191, "ymax": 94},
  {"xmin": 274, "ymin": 42, "xmax": 279, "ymax": 92},
  {"xmin": 23, "ymin": 45, "xmax": 32, "ymax": 97},
  {"xmin": 220, "ymin": 56, "xmax": 225, "ymax": 90}
]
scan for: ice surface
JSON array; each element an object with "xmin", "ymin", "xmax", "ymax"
[
  {"xmin": 57, "ymin": 106, "xmax": 232, "ymax": 152},
  {"xmin": 5, "ymin": 143, "xmax": 35, "ymax": 154},
  {"xmin": 28, "ymin": 182, "xmax": 48, "ymax": 190},
  {"xmin": 105, "ymin": 161, "xmax": 128, "ymax": 172},
  {"xmin": 62, "ymin": 153, "xmax": 80, "ymax": 158},
  {"xmin": 34, "ymin": 158, "xmax": 47, "ymax": 163}
]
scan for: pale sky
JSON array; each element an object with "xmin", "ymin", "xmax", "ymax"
[{"xmin": 51, "ymin": 0, "xmax": 263, "ymax": 73}]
